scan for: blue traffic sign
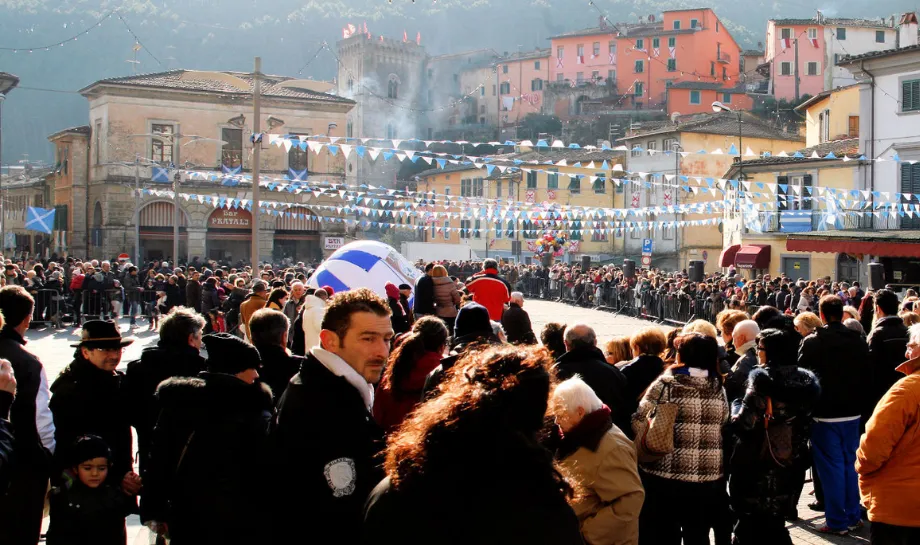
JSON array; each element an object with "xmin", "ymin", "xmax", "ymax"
[{"xmin": 642, "ymin": 238, "xmax": 653, "ymax": 254}]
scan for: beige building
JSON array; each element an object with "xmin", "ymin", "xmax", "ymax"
[{"xmin": 47, "ymin": 70, "xmax": 356, "ymax": 264}]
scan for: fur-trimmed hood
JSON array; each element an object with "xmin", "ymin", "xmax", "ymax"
[
  {"xmin": 156, "ymin": 371, "xmax": 273, "ymax": 414},
  {"xmin": 747, "ymin": 365, "xmax": 820, "ymax": 410}
]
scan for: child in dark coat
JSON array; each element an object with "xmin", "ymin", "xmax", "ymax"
[{"xmin": 47, "ymin": 435, "xmax": 134, "ymax": 545}]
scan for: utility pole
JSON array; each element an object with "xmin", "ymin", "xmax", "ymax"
[
  {"xmin": 252, "ymin": 57, "xmax": 262, "ymax": 266},
  {"xmin": 133, "ymin": 154, "xmax": 140, "ymax": 265},
  {"xmin": 793, "ymin": 38, "xmax": 800, "ymax": 102},
  {"xmin": 173, "ymin": 170, "xmax": 180, "ymax": 265}
]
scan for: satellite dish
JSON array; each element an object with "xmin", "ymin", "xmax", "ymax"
[{"xmin": 670, "ymin": 112, "xmax": 681, "ymax": 123}]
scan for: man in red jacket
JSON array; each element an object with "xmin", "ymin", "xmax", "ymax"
[{"xmin": 464, "ymin": 259, "xmax": 511, "ymax": 321}]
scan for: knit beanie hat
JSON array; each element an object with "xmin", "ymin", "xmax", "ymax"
[
  {"xmin": 203, "ymin": 333, "xmax": 261, "ymax": 375},
  {"xmin": 70, "ymin": 435, "xmax": 112, "ymax": 466},
  {"xmin": 454, "ymin": 302, "xmax": 493, "ymax": 339}
]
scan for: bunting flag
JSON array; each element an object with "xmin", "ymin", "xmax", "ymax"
[
  {"xmin": 609, "ymin": 52, "xmax": 616, "ymax": 64},
  {"xmin": 653, "ymin": 48, "xmax": 660, "ymax": 57},
  {"xmin": 809, "ymin": 38, "xmax": 819, "ymax": 48},
  {"xmin": 669, "ymin": 47, "xmax": 676, "ymax": 58},
  {"xmin": 557, "ymin": 57, "xmax": 564, "ymax": 68},
  {"xmin": 631, "ymin": 191, "xmax": 641, "ymax": 208},
  {"xmin": 576, "ymin": 55, "xmax": 585, "ymax": 65},
  {"xmin": 781, "ymin": 38, "xmax": 791, "ymax": 50}
]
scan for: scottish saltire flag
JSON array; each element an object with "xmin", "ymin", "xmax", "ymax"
[
  {"xmin": 221, "ymin": 164, "xmax": 242, "ymax": 176},
  {"xmin": 26, "ymin": 207, "xmax": 55, "ymax": 234},
  {"xmin": 287, "ymin": 168, "xmax": 308, "ymax": 181},
  {"xmin": 151, "ymin": 166, "xmax": 171, "ymax": 183}
]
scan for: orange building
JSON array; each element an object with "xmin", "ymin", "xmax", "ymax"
[
  {"xmin": 667, "ymin": 82, "xmax": 753, "ymax": 115},
  {"xmin": 497, "ymin": 49, "xmax": 551, "ymax": 137},
  {"xmin": 549, "ymin": 8, "xmax": 743, "ymax": 114}
]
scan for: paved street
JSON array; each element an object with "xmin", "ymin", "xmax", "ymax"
[{"xmin": 24, "ymin": 303, "xmax": 864, "ymax": 544}]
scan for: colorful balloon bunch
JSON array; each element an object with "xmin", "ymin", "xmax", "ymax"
[{"xmin": 534, "ymin": 232, "xmax": 571, "ymax": 257}]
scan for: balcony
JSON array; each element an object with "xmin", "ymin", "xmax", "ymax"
[
  {"xmin": 717, "ymin": 52, "xmax": 732, "ymax": 64},
  {"xmin": 754, "ymin": 209, "xmax": 903, "ymax": 233}
]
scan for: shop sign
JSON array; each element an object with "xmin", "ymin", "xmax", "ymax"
[
  {"xmin": 324, "ymin": 236, "xmax": 345, "ymax": 250},
  {"xmin": 209, "ymin": 209, "xmax": 252, "ymax": 229}
]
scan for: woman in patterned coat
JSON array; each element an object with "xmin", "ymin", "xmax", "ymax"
[{"xmin": 633, "ymin": 333, "xmax": 729, "ymax": 545}]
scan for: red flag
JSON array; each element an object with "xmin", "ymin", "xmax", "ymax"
[
  {"xmin": 416, "ymin": 31, "xmax": 421, "ymax": 45},
  {"xmin": 809, "ymin": 38, "xmax": 819, "ymax": 48},
  {"xmin": 403, "ymin": 30, "xmax": 408, "ymax": 43}
]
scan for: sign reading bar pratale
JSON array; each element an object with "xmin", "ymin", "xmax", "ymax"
[
  {"xmin": 209, "ymin": 209, "xmax": 252, "ymax": 229},
  {"xmin": 324, "ymin": 237, "xmax": 345, "ymax": 250}
]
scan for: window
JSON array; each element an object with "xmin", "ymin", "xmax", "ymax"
[
  {"xmin": 635, "ymin": 60, "xmax": 644, "ymax": 73},
  {"xmin": 288, "ymin": 132, "xmax": 309, "ymax": 171},
  {"xmin": 636, "ymin": 39, "xmax": 645, "ymax": 51},
  {"xmin": 653, "ymin": 38, "xmax": 660, "ymax": 49},
  {"xmin": 592, "ymin": 70, "xmax": 600, "ymax": 81},
  {"xmin": 781, "ymin": 28, "xmax": 791, "ymax": 40},
  {"xmin": 492, "ymin": 84, "xmax": 496, "ymax": 96},
  {"xmin": 444, "ymin": 187, "xmax": 451, "ymax": 196},
  {"xmin": 647, "ymin": 140, "xmax": 657, "ymax": 153},
  {"xmin": 807, "ymin": 28, "xmax": 817, "ymax": 40},
  {"xmin": 496, "ymin": 180, "xmax": 502, "ymax": 197},
  {"xmin": 460, "ymin": 177, "xmax": 485, "ymax": 197},
  {"xmin": 635, "ymin": 82, "xmax": 644, "ymax": 96},
  {"xmin": 837, "ymin": 28, "xmax": 846, "ymax": 40},
  {"xmin": 663, "ymin": 137, "xmax": 677, "ymax": 152},
  {"xmin": 807, "ymin": 62, "xmax": 819, "ymax": 76},
  {"xmin": 557, "ymin": 46, "xmax": 564, "ymax": 58},
  {"xmin": 673, "ymin": 20, "xmax": 681, "ymax": 30},
  {"xmin": 94, "ymin": 121, "xmax": 102, "ymax": 165},
  {"xmin": 502, "ymin": 65, "xmax": 508, "ymax": 74},
  {"xmin": 577, "ymin": 44, "xmax": 584, "ymax": 57},
  {"xmin": 777, "ymin": 175, "xmax": 813, "ymax": 211},
  {"xmin": 609, "ymin": 42, "xmax": 616, "ymax": 55},
  {"xmin": 668, "ymin": 37, "xmax": 676, "ymax": 48},
  {"xmin": 475, "ymin": 220, "xmax": 483, "ymax": 239},
  {"xmin": 690, "ymin": 18, "xmax": 699, "ymax": 28},
  {"xmin": 592, "ymin": 222, "xmax": 608, "ymax": 241},
  {"xmin": 723, "ymin": 92, "xmax": 732, "ymax": 104},
  {"xmin": 556, "ymin": 73, "xmax": 564, "ymax": 83},
  {"xmin": 663, "ymin": 225, "xmax": 675, "ymax": 240},
  {"xmin": 780, "ymin": 62, "xmax": 792, "ymax": 76},
  {"xmin": 667, "ymin": 58, "xmax": 676, "ymax": 72},
  {"xmin": 506, "ymin": 220, "xmax": 515, "ymax": 239},
  {"xmin": 848, "ymin": 116, "xmax": 859, "ymax": 137},
  {"xmin": 220, "ymin": 127, "xmax": 241, "ymax": 169},
  {"xmin": 535, "ymin": 60, "xmax": 541, "ymax": 69},
  {"xmin": 631, "ymin": 145, "xmax": 643, "ymax": 157},
  {"xmin": 547, "ymin": 169, "xmax": 559, "ymax": 189},
  {"xmin": 710, "ymin": 62, "xmax": 716, "ymax": 76},
  {"xmin": 526, "ymin": 170, "xmax": 537, "ymax": 188},
  {"xmin": 151, "ymin": 124, "xmax": 175, "ymax": 165},
  {"xmin": 593, "ymin": 173, "xmax": 606, "ymax": 193},
  {"xmin": 480, "ymin": 86, "xmax": 485, "ymax": 96},
  {"xmin": 570, "ymin": 221, "xmax": 582, "ymax": 240},
  {"xmin": 346, "ymin": 121, "xmax": 353, "ymax": 138},
  {"xmin": 722, "ymin": 66, "xmax": 727, "ymax": 80},
  {"xmin": 460, "ymin": 219, "xmax": 472, "ymax": 239},
  {"xmin": 522, "ymin": 220, "xmax": 538, "ymax": 239},
  {"xmin": 608, "ymin": 69, "xmax": 616, "ymax": 82},
  {"xmin": 479, "ymin": 105, "xmax": 486, "ymax": 114},
  {"xmin": 500, "ymin": 82, "xmax": 511, "ymax": 94},
  {"xmin": 834, "ymin": 54, "xmax": 844, "ymax": 65},
  {"xmin": 876, "ymin": 30, "xmax": 885, "ymax": 43},
  {"xmin": 576, "ymin": 72, "xmax": 584, "ymax": 84},
  {"xmin": 690, "ymin": 90, "xmax": 701, "ymax": 104},
  {"xmin": 568, "ymin": 176, "xmax": 581, "ymax": 193},
  {"xmin": 443, "ymin": 220, "xmax": 450, "ymax": 240},
  {"xmin": 386, "ymin": 123, "xmax": 397, "ymax": 139},
  {"xmin": 531, "ymin": 79, "xmax": 544, "ymax": 91},
  {"xmin": 593, "ymin": 42, "xmax": 600, "ymax": 57},
  {"xmin": 387, "ymin": 79, "xmax": 399, "ymax": 99}
]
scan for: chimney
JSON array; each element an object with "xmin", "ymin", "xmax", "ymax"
[
  {"xmin": 899, "ymin": 12, "xmax": 919, "ymax": 48},
  {"xmin": 599, "ymin": 15, "xmax": 608, "ymax": 30}
]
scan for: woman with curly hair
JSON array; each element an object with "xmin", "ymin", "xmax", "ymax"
[{"xmin": 363, "ymin": 345, "xmax": 583, "ymax": 545}]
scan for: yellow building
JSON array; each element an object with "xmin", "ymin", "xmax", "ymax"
[
  {"xmin": 415, "ymin": 147, "xmax": 627, "ymax": 262},
  {"xmin": 720, "ymin": 85, "xmax": 869, "ymax": 281},
  {"xmin": 618, "ymin": 112, "xmax": 805, "ymax": 271}
]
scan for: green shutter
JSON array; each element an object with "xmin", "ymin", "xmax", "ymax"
[
  {"xmin": 903, "ymin": 80, "xmax": 920, "ymax": 112},
  {"xmin": 803, "ymin": 175, "xmax": 813, "ymax": 211}
]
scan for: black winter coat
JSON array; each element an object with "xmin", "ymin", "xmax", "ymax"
[
  {"xmin": 271, "ymin": 355, "xmax": 384, "ymax": 544},
  {"xmin": 49, "ymin": 357, "xmax": 134, "ymax": 487},
  {"xmin": 725, "ymin": 348, "xmax": 758, "ymax": 404},
  {"xmin": 798, "ymin": 322, "xmax": 870, "ymax": 419},
  {"xmin": 0, "ymin": 327, "xmax": 53, "ymax": 473},
  {"xmin": 252, "ymin": 344, "xmax": 302, "ymax": 404},
  {"xmin": 388, "ymin": 297, "xmax": 410, "ymax": 335},
  {"xmin": 144, "ymin": 373, "xmax": 273, "ymax": 545},
  {"xmin": 185, "ymin": 280, "xmax": 202, "ymax": 312},
  {"xmin": 501, "ymin": 303, "xmax": 537, "ymax": 345},
  {"xmin": 164, "ymin": 283, "xmax": 182, "ymax": 309},
  {"xmin": 413, "ymin": 274, "xmax": 435, "ymax": 316},
  {"xmin": 46, "ymin": 480, "xmax": 132, "ymax": 545},
  {"xmin": 866, "ymin": 316, "xmax": 909, "ymax": 411},
  {"xmin": 122, "ymin": 342, "xmax": 206, "ymax": 498},
  {"xmin": 554, "ymin": 346, "xmax": 630, "ymax": 433},
  {"xmin": 619, "ymin": 354, "xmax": 665, "ymax": 424},
  {"xmin": 729, "ymin": 366, "xmax": 820, "ymax": 517},
  {"xmin": 199, "ymin": 284, "xmax": 221, "ymax": 315},
  {"xmin": 0, "ymin": 391, "xmax": 14, "ymax": 491}
]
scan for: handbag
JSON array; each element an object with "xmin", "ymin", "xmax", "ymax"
[
  {"xmin": 762, "ymin": 396, "xmax": 794, "ymax": 468},
  {"xmin": 632, "ymin": 382, "xmax": 679, "ymax": 464}
]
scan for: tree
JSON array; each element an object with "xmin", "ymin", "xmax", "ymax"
[{"xmin": 518, "ymin": 114, "xmax": 562, "ymax": 141}]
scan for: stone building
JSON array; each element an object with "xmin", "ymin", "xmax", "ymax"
[{"xmin": 46, "ymin": 70, "xmax": 355, "ymax": 264}]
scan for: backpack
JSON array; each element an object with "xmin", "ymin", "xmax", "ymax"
[{"xmin": 70, "ymin": 274, "xmax": 85, "ymax": 290}]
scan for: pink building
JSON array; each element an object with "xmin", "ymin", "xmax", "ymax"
[{"xmin": 498, "ymin": 49, "xmax": 550, "ymax": 130}]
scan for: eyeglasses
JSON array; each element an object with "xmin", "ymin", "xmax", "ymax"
[{"xmin": 90, "ymin": 347, "xmax": 126, "ymax": 354}]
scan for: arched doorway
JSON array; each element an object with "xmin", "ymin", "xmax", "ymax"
[
  {"xmin": 138, "ymin": 201, "xmax": 188, "ymax": 262},
  {"xmin": 206, "ymin": 207, "xmax": 252, "ymax": 263},
  {"xmin": 274, "ymin": 207, "xmax": 321, "ymax": 262},
  {"xmin": 837, "ymin": 254, "xmax": 859, "ymax": 283}
]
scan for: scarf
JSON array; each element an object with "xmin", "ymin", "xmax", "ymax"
[{"xmin": 556, "ymin": 405, "xmax": 612, "ymax": 459}]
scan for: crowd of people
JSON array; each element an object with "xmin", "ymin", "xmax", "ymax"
[{"xmin": 0, "ymin": 250, "xmax": 917, "ymax": 545}]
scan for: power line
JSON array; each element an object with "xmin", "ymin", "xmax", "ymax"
[
  {"xmin": 115, "ymin": 12, "xmax": 163, "ymax": 67},
  {"xmin": 298, "ymin": 42, "xmax": 327, "ymax": 75},
  {"xmin": 0, "ymin": 9, "xmax": 117, "ymax": 52},
  {"xmin": 15, "ymin": 86, "xmax": 80, "ymax": 94}
]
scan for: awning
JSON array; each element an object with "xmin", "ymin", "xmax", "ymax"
[
  {"xmin": 735, "ymin": 245, "xmax": 771, "ymax": 269},
  {"xmin": 719, "ymin": 244, "xmax": 740, "ymax": 267},
  {"xmin": 787, "ymin": 238, "xmax": 920, "ymax": 258}
]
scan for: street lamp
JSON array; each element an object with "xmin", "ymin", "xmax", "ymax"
[
  {"xmin": 711, "ymin": 101, "xmax": 743, "ymax": 183},
  {"xmin": 0, "ymin": 72, "xmax": 20, "ymax": 255}
]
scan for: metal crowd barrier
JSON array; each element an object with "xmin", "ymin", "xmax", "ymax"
[{"xmin": 31, "ymin": 289, "xmax": 66, "ymax": 328}]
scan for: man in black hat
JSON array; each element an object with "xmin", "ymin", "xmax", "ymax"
[
  {"xmin": 49, "ymin": 320, "xmax": 139, "ymax": 495},
  {"xmin": 144, "ymin": 333, "xmax": 272, "ymax": 544},
  {"xmin": 271, "ymin": 288, "xmax": 393, "ymax": 544}
]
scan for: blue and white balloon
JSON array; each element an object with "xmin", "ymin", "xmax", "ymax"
[{"xmin": 307, "ymin": 240, "xmax": 422, "ymax": 299}]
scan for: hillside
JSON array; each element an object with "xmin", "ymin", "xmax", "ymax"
[{"xmin": 0, "ymin": 0, "xmax": 912, "ymax": 163}]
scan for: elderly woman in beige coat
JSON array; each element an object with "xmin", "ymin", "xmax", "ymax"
[{"xmin": 553, "ymin": 377, "xmax": 645, "ymax": 545}]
